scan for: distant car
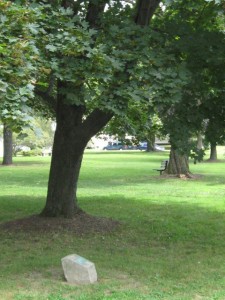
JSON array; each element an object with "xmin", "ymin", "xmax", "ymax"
[
  {"xmin": 103, "ymin": 143, "xmax": 124, "ymax": 150},
  {"xmin": 103, "ymin": 143, "xmax": 138, "ymax": 150},
  {"xmin": 154, "ymin": 144, "xmax": 165, "ymax": 151},
  {"xmin": 138, "ymin": 142, "xmax": 147, "ymax": 151},
  {"xmin": 138, "ymin": 142, "xmax": 165, "ymax": 151}
]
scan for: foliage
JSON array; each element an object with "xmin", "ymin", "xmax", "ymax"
[
  {"xmin": 16, "ymin": 149, "xmax": 42, "ymax": 156},
  {"xmin": 1, "ymin": 0, "xmax": 191, "ymax": 127},
  {"xmin": 13, "ymin": 117, "xmax": 54, "ymax": 154},
  {"xmin": 0, "ymin": 1, "xmax": 38, "ymax": 128},
  {"xmin": 102, "ymin": 106, "xmax": 164, "ymax": 147},
  {"xmin": 153, "ymin": 0, "xmax": 225, "ymax": 159},
  {"xmin": 25, "ymin": 1, "xmax": 189, "ymax": 117},
  {"xmin": 1, "ymin": 0, "xmax": 224, "ymax": 134}
]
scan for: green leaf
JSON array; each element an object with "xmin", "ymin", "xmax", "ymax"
[{"xmin": 45, "ymin": 44, "xmax": 57, "ymax": 52}]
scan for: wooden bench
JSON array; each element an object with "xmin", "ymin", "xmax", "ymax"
[{"xmin": 153, "ymin": 160, "xmax": 169, "ymax": 175}]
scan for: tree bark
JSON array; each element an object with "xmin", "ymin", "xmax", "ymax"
[
  {"xmin": 2, "ymin": 124, "xmax": 13, "ymax": 166},
  {"xmin": 209, "ymin": 143, "xmax": 217, "ymax": 161},
  {"xmin": 146, "ymin": 133, "xmax": 155, "ymax": 152},
  {"xmin": 135, "ymin": 0, "xmax": 161, "ymax": 25},
  {"xmin": 197, "ymin": 132, "xmax": 203, "ymax": 150},
  {"xmin": 166, "ymin": 147, "xmax": 190, "ymax": 176},
  {"xmin": 41, "ymin": 96, "xmax": 113, "ymax": 218}
]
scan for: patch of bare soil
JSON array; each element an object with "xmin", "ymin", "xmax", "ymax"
[
  {"xmin": 161, "ymin": 173, "xmax": 203, "ymax": 180},
  {"xmin": 205, "ymin": 159, "xmax": 225, "ymax": 163},
  {"xmin": 0, "ymin": 212, "xmax": 121, "ymax": 236}
]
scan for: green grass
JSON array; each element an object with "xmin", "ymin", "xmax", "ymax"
[{"xmin": 0, "ymin": 149, "xmax": 225, "ymax": 300}]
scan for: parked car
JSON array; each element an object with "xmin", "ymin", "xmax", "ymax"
[
  {"xmin": 138, "ymin": 142, "xmax": 165, "ymax": 151},
  {"xmin": 103, "ymin": 143, "xmax": 124, "ymax": 150},
  {"xmin": 103, "ymin": 143, "xmax": 138, "ymax": 150},
  {"xmin": 154, "ymin": 144, "xmax": 165, "ymax": 151},
  {"xmin": 138, "ymin": 142, "xmax": 147, "ymax": 151}
]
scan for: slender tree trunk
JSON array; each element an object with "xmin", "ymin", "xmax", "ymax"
[
  {"xmin": 2, "ymin": 124, "xmax": 13, "ymax": 165},
  {"xmin": 197, "ymin": 132, "xmax": 203, "ymax": 150},
  {"xmin": 166, "ymin": 147, "xmax": 190, "ymax": 176},
  {"xmin": 146, "ymin": 133, "xmax": 155, "ymax": 152},
  {"xmin": 209, "ymin": 143, "xmax": 217, "ymax": 161}
]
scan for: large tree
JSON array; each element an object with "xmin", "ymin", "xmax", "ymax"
[
  {"xmin": 154, "ymin": 0, "xmax": 225, "ymax": 175},
  {"xmin": 29, "ymin": 0, "xmax": 173, "ymax": 217},
  {"xmin": 27, "ymin": 0, "xmax": 186, "ymax": 218},
  {"xmin": 0, "ymin": 1, "xmax": 37, "ymax": 165}
]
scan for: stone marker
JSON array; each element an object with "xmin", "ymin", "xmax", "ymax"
[{"xmin": 61, "ymin": 254, "xmax": 97, "ymax": 285}]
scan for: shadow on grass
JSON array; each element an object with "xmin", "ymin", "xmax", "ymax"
[
  {"xmin": 1, "ymin": 194, "xmax": 224, "ymax": 245},
  {"xmin": 0, "ymin": 193, "xmax": 225, "ymax": 300},
  {"xmin": 81, "ymin": 195, "xmax": 225, "ymax": 245},
  {"xmin": 0, "ymin": 195, "xmax": 45, "ymax": 223}
]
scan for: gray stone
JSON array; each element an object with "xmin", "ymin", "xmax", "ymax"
[{"xmin": 61, "ymin": 254, "xmax": 97, "ymax": 285}]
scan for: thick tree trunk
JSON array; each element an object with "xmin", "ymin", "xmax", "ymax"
[
  {"xmin": 135, "ymin": 0, "xmax": 160, "ymax": 25},
  {"xmin": 2, "ymin": 124, "xmax": 13, "ymax": 165},
  {"xmin": 40, "ymin": 106, "xmax": 86, "ymax": 217},
  {"xmin": 209, "ymin": 143, "xmax": 217, "ymax": 161},
  {"xmin": 41, "ymin": 97, "xmax": 113, "ymax": 218},
  {"xmin": 166, "ymin": 147, "xmax": 190, "ymax": 176}
]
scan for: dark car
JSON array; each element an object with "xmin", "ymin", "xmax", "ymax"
[
  {"xmin": 138, "ymin": 142, "xmax": 147, "ymax": 151},
  {"xmin": 103, "ymin": 143, "xmax": 138, "ymax": 150},
  {"xmin": 138, "ymin": 142, "xmax": 165, "ymax": 151},
  {"xmin": 103, "ymin": 143, "xmax": 124, "ymax": 150}
]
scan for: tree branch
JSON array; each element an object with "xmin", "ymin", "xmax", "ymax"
[
  {"xmin": 61, "ymin": 0, "xmax": 83, "ymax": 15},
  {"xmin": 135, "ymin": 0, "xmax": 160, "ymax": 26},
  {"xmin": 34, "ymin": 88, "xmax": 57, "ymax": 113},
  {"xmin": 82, "ymin": 108, "xmax": 113, "ymax": 139},
  {"xmin": 86, "ymin": 0, "xmax": 109, "ymax": 28}
]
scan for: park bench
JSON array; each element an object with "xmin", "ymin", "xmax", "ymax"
[{"xmin": 153, "ymin": 160, "xmax": 169, "ymax": 175}]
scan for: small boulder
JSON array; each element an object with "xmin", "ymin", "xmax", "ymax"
[{"xmin": 61, "ymin": 254, "xmax": 97, "ymax": 285}]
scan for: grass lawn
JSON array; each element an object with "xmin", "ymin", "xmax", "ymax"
[{"xmin": 0, "ymin": 148, "xmax": 225, "ymax": 300}]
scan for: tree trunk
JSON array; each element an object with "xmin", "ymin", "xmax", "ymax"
[
  {"xmin": 40, "ymin": 110, "xmax": 86, "ymax": 217},
  {"xmin": 209, "ymin": 143, "xmax": 217, "ymax": 161},
  {"xmin": 41, "ymin": 97, "xmax": 112, "ymax": 218},
  {"xmin": 135, "ymin": 0, "xmax": 160, "ymax": 25},
  {"xmin": 166, "ymin": 147, "xmax": 190, "ymax": 176},
  {"xmin": 146, "ymin": 133, "xmax": 155, "ymax": 152},
  {"xmin": 197, "ymin": 132, "xmax": 203, "ymax": 150},
  {"xmin": 2, "ymin": 124, "xmax": 13, "ymax": 165}
]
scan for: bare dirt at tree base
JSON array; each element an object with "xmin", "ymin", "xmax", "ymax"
[
  {"xmin": 0, "ymin": 212, "xmax": 121, "ymax": 236},
  {"xmin": 161, "ymin": 173, "xmax": 203, "ymax": 180}
]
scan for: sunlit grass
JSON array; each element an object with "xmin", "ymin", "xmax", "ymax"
[{"xmin": 0, "ymin": 149, "xmax": 225, "ymax": 299}]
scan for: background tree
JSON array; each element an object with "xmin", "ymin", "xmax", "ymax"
[
  {"xmin": 0, "ymin": 1, "xmax": 38, "ymax": 165},
  {"xmin": 2, "ymin": 124, "xmax": 13, "ymax": 165},
  {"xmin": 13, "ymin": 117, "xmax": 55, "ymax": 155},
  {"xmin": 102, "ymin": 104, "xmax": 164, "ymax": 151},
  {"xmin": 154, "ymin": 0, "xmax": 225, "ymax": 176}
]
